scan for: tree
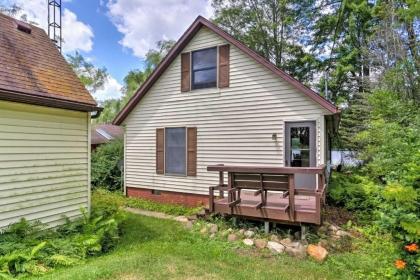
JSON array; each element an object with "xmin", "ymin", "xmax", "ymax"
[
  {"xmin": 212, "ymin": 0, "xmax": 319, "ymax": 84},
  {"xmin": 0, "ymin": 3, "xmax": 37, "ymax": 25},
  {"xmin": 67, "ymin": 52, "xmax": 109, "ymax": 93}
]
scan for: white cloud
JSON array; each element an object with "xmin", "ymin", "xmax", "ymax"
[
  {"xmin": 61, "ymin": 9, "xmax": 94, "ymax": 52},
  {"xmin": 3, "ymin": 0, "xmax": 94, "ymax": 53},
  {"xmin": 93, "ymin": 76, "xmax": 123, "ymax": 102},
  {"xmin": 106, "ymin": 0, "xmax": 213, "ymax": 58}
]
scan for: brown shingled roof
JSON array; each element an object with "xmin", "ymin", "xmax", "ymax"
[
  {"xmin": 91, "ymin": 124, "xmax": 124, "ymax": 145},
  {"xmin": 0, "ymin": 13, "xmax": 99, "ymax": 112}
]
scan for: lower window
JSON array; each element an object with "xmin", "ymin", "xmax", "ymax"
[{"xmin": 165, "ymin": 127, "xmax": 186, "ymax": 175}]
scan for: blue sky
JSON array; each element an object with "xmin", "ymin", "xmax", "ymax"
[
  {"xmin": 64, "ymin": 0, "xmax": 142, "ymax": 83},
  {"xmin": 1, "ymin": 0, "xmax": 213, "ymax": 101}
]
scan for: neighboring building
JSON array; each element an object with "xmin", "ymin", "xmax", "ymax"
[
  {"xmin": 113, "ymin": 16, "xmax": 340, "ymax": 208},
  {"xmin": 91, "ymin": 124, "xmax": 124, "ymax": 151},
  {"xmin": 0, "ymin": 14, "xmax": 100, "ymax": 228}
]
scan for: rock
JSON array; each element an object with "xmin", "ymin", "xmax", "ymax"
[
  {"xmin": 175, "ymin": 216, "xmax": 189, "ymax": 223},
  {"xmin": 197, "ymin": 209, "xmax": 206, "ymax": 217},
  {"xmin": 244, "ymin": 230, "xmax": 255, "ymax": 238},
  {"xmin": 285, "ymin": 245, "xmax": 307, "ymax": 258},
  {"xmin": 187, "ymin": 215, "xmax": 197, "ymax": 221},
  {"xmin": 336, "ymin": 230, "xmax": 351, "ymax": 237},
  {"xmin": 279, "ymin": 238, "xmax": 293, "ymax": 247},
  {"xmin": 317, "ymin": 225, "xmax": 328, "ymax": 235},
  {"xmin": 209, "ymin": 224, "xmax": 218, "ymax": 234},
  {"xmin": 200, "ymin": 227, "xmax": 208, "ymax": 235},
  {"xmin": 243, "ymin": 239, "xmax": 254, "ymax": 246},
  {"xmin": 294, "ymin": 231, "xmax": 301, "ymax": 240},
  {"xmin": 228, "ymin": 234, "xmax": 238, "ymax": 242},
  {"xmin": 328, "ymin": 224, "xmax": 339, "ymax": 233},
  {"xmin": 255, "ymin": 239, "xmax": 267, "ymax": 249},
  {"xmin": 267, "ymin": 241, "xmax": 285, "ymax": 254},
  {"xmin": 288, "ymin": 241, "xmax": 302, "ymax": 248},
  {"xmin": 307, "ymin": 244, "xmax": 328, "ymax": 262},
  {"xmin": 238, "ymin": 229, "xmax": 245, "ymax": 235},
  {"xmin": 185, "ymin": 221, "xmax": 194, "ymax": 230},
  {"xmin": 210, "ymin": 233, "xmax": 216, "ymax": 239},
  {"xmin": 270, "ymin": 235, "xmax": 280, "ymax": 242}
]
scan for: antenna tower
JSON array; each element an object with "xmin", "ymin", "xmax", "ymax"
[{"xmin": 48, "ymin": 0, "xmax": 62, "ymax": 51}]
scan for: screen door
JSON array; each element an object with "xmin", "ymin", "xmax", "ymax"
[{"xmin": 285, "ymin": 121, "xmax": 316, "ymax": 189}]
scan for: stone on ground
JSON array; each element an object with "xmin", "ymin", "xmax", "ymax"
[
  {"xmin": 307, "ymin": 244, "xmax": 328, "ymax": 262},
  {"xmin": 174, "ymin": 216, "xmax": 189, "ymax": 223},
  {"xmin": 270, "ymin": 235, "xmax": 280, "ymax": 242},
  {"xmin": 185, "ymin": 221, "xmax": 194, "ymax": 230},
  {"xmin": 279, "ymin": 238, "xmax": 293, "ymax": 247},
  {"xmin": 285, "ymin": 244, "xmax": 307, "ymax": 258},
  {"xmin": 209, "ymin": 224, "xmax": 218, "ymax": 234},
  {"xmin": 267, "ymin": 241, "xmax": 285, "ymax": 254},
  {"xmin": 227, "ymin": 233, "xmax": 238, "ymax": 242},
  {"xmin": 255, "ymin": 239, "xmax": 267, "ymax": 249},
  {"xmin": 244, "ymin": 230, "xmax": 255, "ymax": 238},
  {"xmin": 243, "ymin": 239, "xmax": 254, "ymax": 246},
  {"xmin": 200, "ymin": 227, "xmax": 208, "ymax": 235}
]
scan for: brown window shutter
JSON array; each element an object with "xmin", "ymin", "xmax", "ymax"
[
  {"xmin": 218, "ymin": 44, "xmax": 230, "ymax": 88},
  {"xmin": 181, "ymin": 52, "xmax": 191, "ymax": 92},
  {"xmin": 187, "ymin": 127, "xmax": 197, "ymax": 176},
  {"xmin": 156, "ymin": 128, "xmax": 164, "ymax": 174}
]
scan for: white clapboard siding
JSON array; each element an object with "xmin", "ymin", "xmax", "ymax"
[
  {"xmin": 123, "ymin": 26, "xmax": 329, "ymax": 196},
  {"xmin": 0, "ymin": 100, "xmax": 89, "ymax": 229}
]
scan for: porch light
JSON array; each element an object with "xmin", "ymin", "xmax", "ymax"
[{"xmin": 272, "ymin": 133, "xmax": 277, "ymax": 140}]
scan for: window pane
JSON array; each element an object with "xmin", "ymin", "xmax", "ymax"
[
  {"xmin": 193, "ymin": 68, "xmax": 217, "ymax": 87},
  {"xmin": 290, "ymin": 127, "xmax": 310, "ymax": 167},
  {"xmin": 165, "ymin": 128, "xmax": 186, "ymax": 175},
  {"xmin": 192, "ymin": 48, "xmax": 217, "ymax": 70},
  {"xmin": 291, "ymin": 127, "xmax": 310, "ymax": 149}
]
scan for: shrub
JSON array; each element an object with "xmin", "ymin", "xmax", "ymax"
[
  {"xmin": 330, "ymin": 90, "xmax": 420, "ymax": 278},
  {"xmin": 91, "ymin": 139, "xmax": 124, "ymax": 191},
  {"xmin": 0, "ymin": 206, "xmax": 125, "ymax": 278}
]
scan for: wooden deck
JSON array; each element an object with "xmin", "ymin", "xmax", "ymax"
[{"xmin": 207, "ymin": 165, "xmax": 327, "ymax": 225}]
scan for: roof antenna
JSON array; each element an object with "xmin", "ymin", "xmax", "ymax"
[
  {"xmin": 48, "ymin": 0, "xmax": 62, "ymax": 52},
  {"xmin": 324, "ymin": 71, "xmax": 329, "ymax": 101}
]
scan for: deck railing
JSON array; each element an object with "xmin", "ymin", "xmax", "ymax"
[{"xmin": 207, "ymin": 164, "xmax": 327, "ymax": 225}]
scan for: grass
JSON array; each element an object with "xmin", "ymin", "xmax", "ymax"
[
  {"xmin": 26, "ymin": 212, "xmax": 395, "ymax": 280},
  {"xmin": 93, "ymin": 189, "xmax": 203, "ymax": 216}
]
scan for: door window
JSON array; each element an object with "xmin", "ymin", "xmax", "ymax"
[{"xmin": 290, "ymin": 127, "xmax": 310, "ymax": 167}]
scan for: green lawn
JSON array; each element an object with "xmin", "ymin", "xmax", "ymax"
[{"xmin": 28, "ymin": 213, "xmax": 392, "ymax": 280}]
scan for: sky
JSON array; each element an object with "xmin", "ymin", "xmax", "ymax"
[{"xmin": 0, "ymin": 0, "xmax": 213, "ymax": 101}]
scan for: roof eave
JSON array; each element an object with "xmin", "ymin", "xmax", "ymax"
[
  {"xmin": 113, "ymin": 16, "xmax": 339, "ymax": 125},
  {"xmin": 0, "ymin": 89, "xmax": 102, "ymax": 112}
]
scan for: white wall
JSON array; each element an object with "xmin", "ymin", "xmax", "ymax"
[
  {"xmin": 0, "ymin": 101, "xmax": 90, "ymax": 229},
  {"xmin": 124, "ymin": 26, "xmax": 330, "ymax": 196}
]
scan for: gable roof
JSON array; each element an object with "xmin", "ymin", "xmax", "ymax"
[
  {"xmin": 0, "ymin": 13, "xmax": 99, "ymax": 112},
  {"xmin": 113, "ymin": 16, "xmax": 339, "ymax": 125}
]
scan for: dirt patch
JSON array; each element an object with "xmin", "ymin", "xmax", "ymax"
[{"xmin": 323, "ymin": 205, "xmax": 355, "ymax": 225}]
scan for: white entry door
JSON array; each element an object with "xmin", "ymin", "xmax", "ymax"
[{"xmin": 285, "ymin": 121, "xmax": 316, "ymax": 189}]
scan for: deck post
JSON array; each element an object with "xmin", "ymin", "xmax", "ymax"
[
  {"xmin": 209, "ymin": 187, "xmax": 214, "ymax": 213},
  {"xmin": 301, "ymin": 224, "xmax": 308, "ymax": 240},
  {"xmin": 219, "ymin": 171, "xmax": 224, "ymax": 198},
  {"xmin": 288, "ymin": 174, "xmax": 295, "ymax": 222},
  {"xmin": 264, "ymin": 221, "xmax": 270, "ymax": 234}
]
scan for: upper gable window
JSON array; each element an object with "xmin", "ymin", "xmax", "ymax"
[{"xmin": 191, "ymin": 47, "xmax": 217, "ymax": 89}]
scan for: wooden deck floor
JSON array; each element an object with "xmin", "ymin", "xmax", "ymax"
[{"xmin": 213, "ymin": 191, "xmax": 319, "ymax": 224}]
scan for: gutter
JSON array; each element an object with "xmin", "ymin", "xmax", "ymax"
[{"xmin": 0, "ymin": 89, "xmax": 102, "ymax": 112}]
